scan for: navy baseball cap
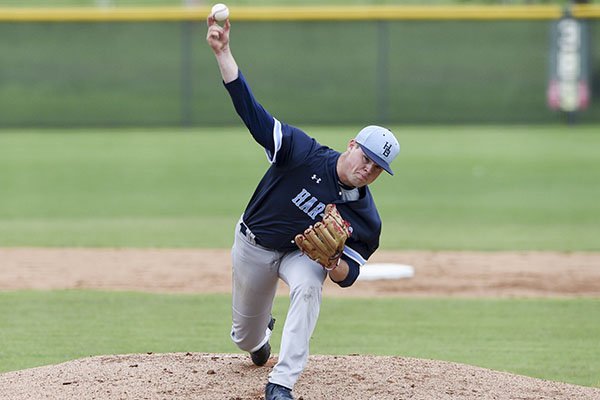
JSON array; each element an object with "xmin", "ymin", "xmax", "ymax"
[{"xmin": 355, "ymin": 125, "xmax": 400, "ymax": 175}]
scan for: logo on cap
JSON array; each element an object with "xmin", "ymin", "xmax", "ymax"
[{"xmin": 382, "ymin": 142, "xmax": 392, "ymax": 158}]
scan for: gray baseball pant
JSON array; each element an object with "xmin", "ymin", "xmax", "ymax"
[{"xmin": 230, "ymin": 220, "xmax": 327, "ymax": 389}]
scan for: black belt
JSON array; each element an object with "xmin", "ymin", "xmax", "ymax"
[{"xmin": 239, "ymin": 221, "xmax": 260, "ymax": 246}]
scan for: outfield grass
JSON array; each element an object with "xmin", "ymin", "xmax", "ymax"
[
  {"xmin": 0, "ymin": 125, "xmax": 599, "ymax": 250},
  {"xmin": 0, "ymin": 291, "xmax": 598, "ymax": 387}
]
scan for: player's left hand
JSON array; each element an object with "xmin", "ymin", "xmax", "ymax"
[{"xmin": 294, "ymin": 204, "xmax": 351, "ymax": 270}]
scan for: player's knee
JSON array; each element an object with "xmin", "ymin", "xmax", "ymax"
[
  {"xmin": 230, "ymin": 328, "xmax": 253, "ymax": 352},
  {"xmin": 289, "ymin": 283, "xmax": 322, "ymax": 304},
  {"xmin": 230, "ymin": 327, "xmax": 265, "ymax": 352}
]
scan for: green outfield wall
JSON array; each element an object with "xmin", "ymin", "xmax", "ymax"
[{"xmin": 0, "ymin": 6, "xmax": 599, "ymax": 127}]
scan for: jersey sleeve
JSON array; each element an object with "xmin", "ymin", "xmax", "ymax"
[
  {"xmin": 224, "ymin": 71, "xmax": 280, "ymax": 161},
  {"xmin": 333, "ymin": 200, "xmax": 382, "ymax": 288},
  {"xmin": 224, "ymin": 71, "xmax": 318, "ymax": 168}
]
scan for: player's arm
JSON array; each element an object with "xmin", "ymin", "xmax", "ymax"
[
  {"xmin": 206, "ymin": 15, "xmax": 279, "ymax": 158},
  {"xmin": 331, "ymin": 228, "xmax": 379, "ymax": 288},
  {"xmin": 328, "ymin": 258, "xmax": 351, "ymax": 284},
  {"xmin": 206, "ymin": 16, "xmax": 238, "ymax": 83},
  {"xmin": 328, "ymin": 255, "xmax": 360, "ymax": 287},
  {"xmin": 331, "ymin": 204, "xmax": 381, "ymax": 288}
]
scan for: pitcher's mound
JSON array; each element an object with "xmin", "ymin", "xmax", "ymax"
[{"xmin": 1, "ymin": 353, "xmax": 598, "ymax": 400}]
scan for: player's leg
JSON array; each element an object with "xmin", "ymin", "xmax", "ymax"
[
  {"xmin": 268, "ymin": 251, "xmax": 327, "ymax": 390},
  {"xmin": 230, "ymin": 227, "xmax": 280, "ymax": 355}
]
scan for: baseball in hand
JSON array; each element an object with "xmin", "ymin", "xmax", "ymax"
[{"xmin": 211, "ymin": 3, "xmax": 229, "ymax": 22}]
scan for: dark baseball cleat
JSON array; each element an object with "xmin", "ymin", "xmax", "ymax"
[
  {"xmin": 267, "ymin": 316, "xmax": 275, "ymax": 331},
  {"xmin": 250, "ymin": 317, "xmax": 276, "ymax": 366},
  {"xmin": 251, "ymin": 341, "xmax": 271, "ymax": 366},
  {"xmin": 265, "ymin": 382, "xmax": 293, "ymax": 400}
]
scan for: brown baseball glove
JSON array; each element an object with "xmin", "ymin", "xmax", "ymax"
[{"xmin": 294, "ymin": 204, "xmax": 351, "ymax": 270}]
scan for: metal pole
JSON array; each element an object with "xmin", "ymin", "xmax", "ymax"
[
  {"xmin": 376, "ymin": 20, "xmax": 390, "ymax": 125},
  {"xmin": 181, "ymin": 21, "xmax": 194, "ymax": 127}
]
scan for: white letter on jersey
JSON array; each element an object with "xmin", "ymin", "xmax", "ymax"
[
  {"xmin": 291, "ymin": 188, "xmax": 311, "ymax": 206},
  {"xmin": 292, "ymin": 189, "xmax": 327, "ymax": 220},
  {"xmin": 299, "ymin": 197, "xmax": 317, "ymax": 214},
  {"xmin": 307, "ymin": 202, "xmax": 326, "ymax": 219}
]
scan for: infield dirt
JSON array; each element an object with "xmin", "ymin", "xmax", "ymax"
[
  {"xmin": 2, "ymin": 248, "xmax": 600, "ymax": 297},
  {"xmin": 1, "ymin": 248, "xmax": 599, "ymax": 400}
]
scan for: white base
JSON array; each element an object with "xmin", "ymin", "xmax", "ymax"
[{"xmin": 357, "ymin": 263, "xmax": 415, "ymax": 281}]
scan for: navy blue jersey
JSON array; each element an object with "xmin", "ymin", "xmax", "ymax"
[{"xmin": 225, "ymin": 72, "xmax": 382, "ymax": 287}]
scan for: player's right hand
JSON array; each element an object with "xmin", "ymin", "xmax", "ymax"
[{"xmin": 206, "ymin": 15, "xmax": 231, "ymax": 55}]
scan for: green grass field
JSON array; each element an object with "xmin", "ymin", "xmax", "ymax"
[
  {"xmin": 1, "ymin": 125, "xmax": 599, "ymax": 250},
  {"xmin": 0, "ymin": 291, "xmax": 598, "ymax": 387},
  {"xmin": 1, "ymin": 125, "xmax": 599, "ymax": 388}
]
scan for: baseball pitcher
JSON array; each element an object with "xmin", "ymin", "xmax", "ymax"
[{"xmin": 206, "ymin": 13, "xmax": 400, "ymax": 400}]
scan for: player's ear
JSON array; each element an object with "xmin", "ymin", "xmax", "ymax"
[{"xmin": 348, "ymin": 139, "xmax": 357, "ymax": 151}]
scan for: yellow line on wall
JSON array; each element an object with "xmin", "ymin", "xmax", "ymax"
[{"xmin": 0, "ymin": 5, "xmax": 599, "ymax": 22}]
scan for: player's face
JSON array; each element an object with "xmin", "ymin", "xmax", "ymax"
[{"xmin": 341, "ymin": 141, "xmax": 384, "ymax": 187}]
